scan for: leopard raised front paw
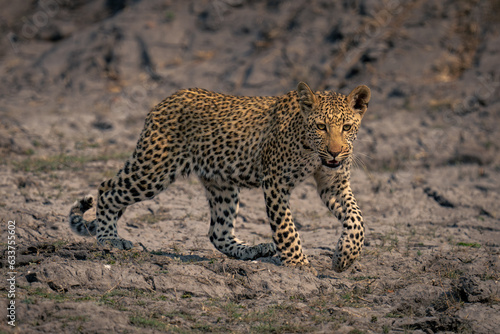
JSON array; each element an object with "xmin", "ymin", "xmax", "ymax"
[{"xmin": 332, "ymin": 253, "xmax": 356, "ymax": 273}]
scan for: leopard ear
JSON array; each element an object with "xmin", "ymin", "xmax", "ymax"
[
  {"xmin": 297, "ymin": 82, "xmax": 317, "ymax": 115},
  {"xmin": 347, "ymin": 85, "xmax": 371, "ymax": 117}
]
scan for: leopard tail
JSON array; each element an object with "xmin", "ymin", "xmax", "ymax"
[{"xmin": 69, "ymin": 195, "xmax": 97, "ymax": 236}]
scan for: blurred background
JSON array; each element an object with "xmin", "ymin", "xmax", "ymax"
[{"xmin": 1, "ymin": 0, "xmax": 499, "ymax": 171}]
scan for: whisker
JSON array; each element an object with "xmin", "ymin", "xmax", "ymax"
[
  {"xmin": 353, "ymin": 156, "xmax": 365, "ymax": 170},
  {"xmin": 351, "ymin": 153, "xmax": 375, "ymax": 181},
  {"xmin": 355, "ymin": 152, "xmax": 373, "ymax": 160}
]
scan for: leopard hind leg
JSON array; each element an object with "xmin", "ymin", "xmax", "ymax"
[
  {"xmin": 93, "ymin": 152, "xmax": 187, "ymax": 249},
  {"xmin": 203, "ymin": 180, "xmax": 276, "ymax": 260},
  {"xmin": 70, "ymin": 152, "xmax": 188, "ymax": 249}
]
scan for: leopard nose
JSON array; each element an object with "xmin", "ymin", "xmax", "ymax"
[{"xmin": 328, "ymin": 150, "xmax": 341, "ymax": 159}]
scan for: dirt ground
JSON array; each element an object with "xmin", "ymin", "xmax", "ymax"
[{"xmin": 1, "ymin": 0, "xmax": 499, "ymax": 333}]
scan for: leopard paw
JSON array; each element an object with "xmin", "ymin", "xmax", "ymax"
[
  {"xmin": 98, "ymin": 237, "xmax": 134, "ymax": 250},
  {"xmin": 255, "ymin": 242, "xmax": 277, "ymax": 258}
]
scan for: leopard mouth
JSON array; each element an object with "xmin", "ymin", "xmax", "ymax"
[{"xmin": 321, "ymin": 158, "xmax": 341, "ymax": 169}]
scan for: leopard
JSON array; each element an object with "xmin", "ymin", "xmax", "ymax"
[{"xmin": 69, "ymin": 82, "xmax": 370, "ymax": 272}]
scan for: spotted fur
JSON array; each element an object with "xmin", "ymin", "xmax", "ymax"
[{"xmin": 69, "ymin": 82, "xmax": 370, "ymax": 272}]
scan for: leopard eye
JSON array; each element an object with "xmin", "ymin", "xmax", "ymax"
[
  {"xmin": 316, "ymin": 123, "xmax": 327, "ymax": 131},
  {"xmin": 343, "ymin": 124, "xmax": 352, "ymax": 131}
]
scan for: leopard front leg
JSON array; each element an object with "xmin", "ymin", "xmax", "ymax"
[
  {"xmin": 203, "ymin": 180, "xmax": 276, "ymax": 260},
  {"xmin": 331, "ymin": 188, "xmax": 364, "ymax": 272},
  {"xmin": 262, "ymin": 178, "xmax": 309, "ymax": 267},
  {"xmin": 315, "ymin": 169, "xmax": 365, "ymax": 272}
]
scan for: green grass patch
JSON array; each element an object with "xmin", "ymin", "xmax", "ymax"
[
  {"xmin": 251, "ymin": 322, "xmax": 312, "ymax": 333},
  {"xmin": 191, "ymin": 323, "xmax": 214, "ymax": 331},
  {"xmin": 163, "ymin": 311, "xmax": 195, "ymax": 322},
  {"xmin": 27, "ymin": 287, "xmax": 68, "ymax": 302},
  {"xmin": 98, "ymin": 291, "xmax": 132, "ymax": 311},
  {"xmin": 130, "ymin": 315, "xmax": 167, "ymax": 331},
  {"xmin": 242, "ymin": 304, "xmax": 314, "ymax": 332},
  {"xmin": 385, "ymin": 312, "xmax": 404, "ymax": 318},
  {"xmin": 181, "ymin": 292, "xmax": 192, "ymax": 299},
  {"xmin": 223, "ymin": 302, "xmax": 244, "ymax": 319},
  {"xmin": 442, "ymin": 269, "xmax": 464, "ymax": 279},
  {"xmin": 22, "ymin": 297, "xmax": 36, "ymax": 304},
  {"xmin": 456, "ymin": 242, "xmax": 481, "ymax": 248}
]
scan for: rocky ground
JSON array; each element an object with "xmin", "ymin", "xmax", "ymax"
[{"xmin": 0, "ymin": 0, "xmax": 499, "ymax": 333}]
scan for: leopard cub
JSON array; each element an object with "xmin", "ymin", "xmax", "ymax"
[{"xmin": 69, "ymin": 82, "xmax": 370, "ymax": 272}]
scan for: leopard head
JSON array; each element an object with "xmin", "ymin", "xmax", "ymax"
[{"xmin": 297, "ymin": 82, "xmax": 371, "ymax": 169}]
